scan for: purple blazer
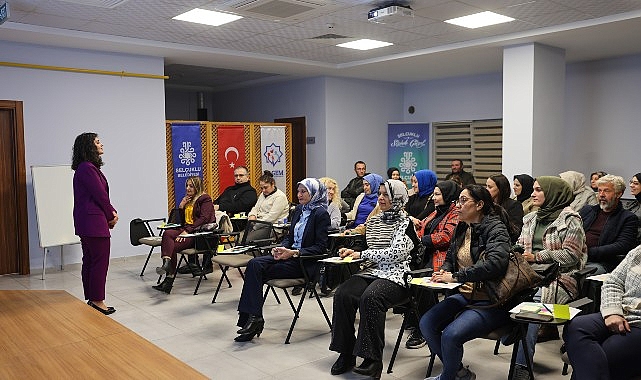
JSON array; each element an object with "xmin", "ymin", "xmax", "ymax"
[{"xmin": 73, "ymin": 161, "xmax": 116, "ymax": 237}]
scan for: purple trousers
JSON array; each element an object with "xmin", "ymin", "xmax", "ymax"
[
  {"xmin": 80, "ymin": 236, "xmax": 111, "ymax": 301},
  {"xmin": 160, "ymin": 229, "xmax": 195, "ymax": 274}
]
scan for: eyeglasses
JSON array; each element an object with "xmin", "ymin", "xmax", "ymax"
[{"xmin": 455, "ymin": 196, "xmax": 475, "ymax": 206}]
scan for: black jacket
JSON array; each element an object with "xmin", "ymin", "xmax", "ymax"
[
  {"xmin": 341, "ymin": 174, "xmax": 368, "ymax": 209},
  {"xmin": 281, "ymin": 205, "xmax": 330, "ymax": 257},
  {"xmin": 579, "ymin": 201, "xmax": 638, "ymax": 270},
  {"xmin": 441, "ymin": 214, "xmax": 511, "ymax": 283},
  {"xmin": 214, "ymin": 181, "xmax": 257, "ymax": 214}
]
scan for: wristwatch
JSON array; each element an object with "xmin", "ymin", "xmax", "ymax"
[{"xmin": 292, "ymin": 250, "xmax": 300, "ymax": 258}]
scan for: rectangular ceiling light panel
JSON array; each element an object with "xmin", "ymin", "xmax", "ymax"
[
  {"xmin": 337, "ymin": 39, "xmax": 393, "ymax": 50},
  {"xmin": 173, "ymin": 8, "xmax": 243, "ymax": 26},
  {"xmin": 445, "ymin": 11, "xmax": 514, "ymax": 29}
]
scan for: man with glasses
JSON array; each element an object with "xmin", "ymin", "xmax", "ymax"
[
  {"xmin": 214, "ymin": 166, "xmax": 258, "ymax": 215},
  {"xmin": 579, "ymin": 174, "xmax": 638, "ymax": 275}
]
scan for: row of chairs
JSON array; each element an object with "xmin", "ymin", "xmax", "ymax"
[
  {"xmin": 130, "ymin": 216, "xmax": 332, "ymax": 344},
  {"xmin": 131, "ymin": 216, "xmax": 599, "ymax": 376}
]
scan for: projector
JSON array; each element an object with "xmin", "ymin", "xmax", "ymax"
[{"xmin": 367, "ymin": 5, "xmax": 413, "ymax": 23}]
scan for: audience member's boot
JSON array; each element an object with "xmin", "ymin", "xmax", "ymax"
[{"xmin": 152, "ymin": 276, "xmax": 174, "ymax": 294}]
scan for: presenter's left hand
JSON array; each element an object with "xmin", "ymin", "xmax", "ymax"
[{"xmin": 109, "ymin": 211, "xmax": 119, "ymax": 229}]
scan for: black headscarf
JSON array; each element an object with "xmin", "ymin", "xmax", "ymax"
[
  {"xmin": 635, "ymin": 173, "xmax": 641, "ymax": 202},
  {"xmin": 427, "ymin": 181, "xmax": 460, "ymax": 232},
  {"xmin": 514, "ymin": 174, "xmax": 535, "ymax": 203}
]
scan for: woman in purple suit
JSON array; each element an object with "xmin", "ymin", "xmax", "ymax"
[{"xmin": 72, "ymin": 132, "xmax": 118, "ymax": 315}]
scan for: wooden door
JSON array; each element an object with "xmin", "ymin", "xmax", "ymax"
[
  {"xmin": 0, "ymin": 100, "xmax": 29, "ymax": 274},
  {"xmin": 274, "ymin": 117, "xmax": 306, "ymax": 201}
]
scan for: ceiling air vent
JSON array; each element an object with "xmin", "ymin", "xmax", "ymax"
[
  {"xmin": 58, "ymin": 0, "xmax": 129, "ymax": 8},
  {"xmin": 310, "ymin": 34, "xmax": 350, "ymax": 39},
  {"xmin": 230, "ymin": 0, "xmax": 325, "ymax": 19}
]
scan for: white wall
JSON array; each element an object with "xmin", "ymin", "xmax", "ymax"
[
  {"xmin": 403, "ymin": 72, "xmax": 503, "ymax": 125},
  {"xmin": 564, "ymin": 54, "xmax": 641, "ymax": 196},
  {"xmin": 0, "ymin": 41, "xmax": 167, "ymax": 271},
  {"xmin": 324, "ymin": 77, "xmax": 403, "ymax": 188},
  {"xmin": 165, "ymin": 88, "xmax": 215, "ymax": 121}
]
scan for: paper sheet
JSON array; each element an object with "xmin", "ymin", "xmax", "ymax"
[{"xmin": 409, "ymin": 277, "xmax": 462, "ymax": 290}]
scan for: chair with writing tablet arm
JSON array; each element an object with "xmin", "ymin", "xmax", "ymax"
[{"xmin": 129, "ymin": 217, "xmax": 166, "ymax": 277}]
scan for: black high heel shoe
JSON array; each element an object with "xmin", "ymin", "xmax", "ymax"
[
  {"xmin": 237, "ymin": 315, "xmax": 264, "ymax": 334},
  {"xmin": 352, "ymin": 359, "xmax": 383, "ymax": 379},
  {"xmin": 331, "ymin": 353, "xmax": 356, "ymax": 375},
  {"xmin": 234, "ymin": 322, "xmax": 264, "ymax": 342}
]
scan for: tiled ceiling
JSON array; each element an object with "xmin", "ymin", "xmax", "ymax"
[{"xmin": 4, "ymin": 0, "xmax": 641, "ymax": 90}]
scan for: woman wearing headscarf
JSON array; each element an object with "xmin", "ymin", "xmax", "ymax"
[
  {"xmin": 234, "ymin": 178, "xmax": 330, "ymax": 342},
  {"xmin": 329, "ymin": 179, "xmax": 419, "ymax": 379},
  {"xmin": 345, "ymin": 173, "xmax": 383, "ymax": 228},
  {"xmin": 405, "ymin": 180, "xmax": 461, "ymax": 350},
  {"xmin": 624, "ymin": 172, "xmax": 641, "ymax": 245},
  {"xmin": 559, "ymin": 170, "xmax": 598, "ymax": 211},
  {"xmin": 513, "ymin": 176, "xmax": 587, "ymax": 377},
  {"xmin": 407, "ymin": 169, "xmax": 438, "ymax": 223},
  {"xmin": 486, "ymin": 173, "xmax": 524, "ymax": 243},
  {"xmin": 513, "ymin": 174, "xmax": 538, "ymax": 214}
]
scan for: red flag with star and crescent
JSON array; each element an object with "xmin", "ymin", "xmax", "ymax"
[{"xmin": 217, "ymin": 125, "xmax": 246, "ymax": 191}]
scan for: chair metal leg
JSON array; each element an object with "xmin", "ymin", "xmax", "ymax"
[
  {"xmin": 493, "ymin": 339, "xmax": 501, "ymax": 355},
  {"xmin": 140, "ymin": 246, "xmax": 155, "ymax": 276},
  {"xmin": 562, "ymin": 363, "xmax": 569, "ymax": 376},
  {"xmin": 310, "ymin": 286, "xmax": 331, "ymax": 328},
  {"xmin": 387, "ymin": 313, "xmax": 408, "ymax": 374},
  {"xmin": 211, "ymin": 266, "xmax": 229, "ymax": 303},
  {"xmin": 426, "ymin": 352, "xmax": 436, "ymax": 378},
  {"xmin": 284, "ymin": 286, "xmax": 307, "ymax": 344}
]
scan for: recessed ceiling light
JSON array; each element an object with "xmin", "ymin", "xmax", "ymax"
[
  {"xmin": 173, "ymin": 8, "xmax": 242, "ymax": 27},
  {"xmin": 445, "ymin": 11, "xmax": 514, "ymax": 29},
  {"xmin": 337, "ymin": 39, "xmax": 393, "ymax": 50}
]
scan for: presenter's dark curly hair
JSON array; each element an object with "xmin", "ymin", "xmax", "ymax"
[{"xmin": 72, "ymin": 132, "xmax": 103, "ymax": 170}]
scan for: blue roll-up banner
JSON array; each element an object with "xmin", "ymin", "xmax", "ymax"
[
  {"xmin": 171, "ymin": 123, "xmax": 202, "ymax": 207},
  {"xmin": 387, "ymin": 123, "xmax": 430, "ymax": 187}
]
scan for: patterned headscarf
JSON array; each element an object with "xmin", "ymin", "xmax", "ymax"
[
  {"xmin": 381, "ymin": 179, "xmax": 409, "ymax": 224},
  {"xmin": 298, "ymin": 178, "xmax": 327, "ymax": 211},
  {"xmin": 363, "ymin": 173, "xmax": 383, "ymax": 202},
  {"xmin": 535, "ymin": 176, "xmax": 574, "ymax": 223},
  {"xmin": 414, "ymin": 170, "xmax": 438, "ymax": 197}
]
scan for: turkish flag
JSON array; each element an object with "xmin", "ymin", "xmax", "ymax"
[{"xmin": 217, "ymin": 125, "xmax": 246, "ymax": 190}]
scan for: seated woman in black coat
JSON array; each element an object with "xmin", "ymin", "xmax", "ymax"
[{"xmin": 234, "ymin": 178, "xmax": 330, "ymax": 342}]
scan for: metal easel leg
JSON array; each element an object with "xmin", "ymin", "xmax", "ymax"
[{"xmin": 41, "ymin": 248, "xmax": 47, "ymax": 280}]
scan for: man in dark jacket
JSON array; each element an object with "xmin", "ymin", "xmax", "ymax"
[
  {"xmin": 214, "ymin": 166, "xmax": 258, "ymax": 215},
  {"xmin": 445, "ymin": 159, "xmax": 476, "ymax": 186},
  {"xmin": 579, "ymin": 174, "xmax": 638, "ymax": 274},
  {"xmin": 341, "ymin": 160, "xmax": 368, "ymax": 210}
]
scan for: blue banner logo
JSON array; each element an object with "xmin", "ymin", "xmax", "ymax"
[
  {"xmin": 263, "ymin": 142, "xmax": 283, "ymax": 166},
  {"xmin": 172, "ymin": 123, "xmax": 202, "ymax": 207}
]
